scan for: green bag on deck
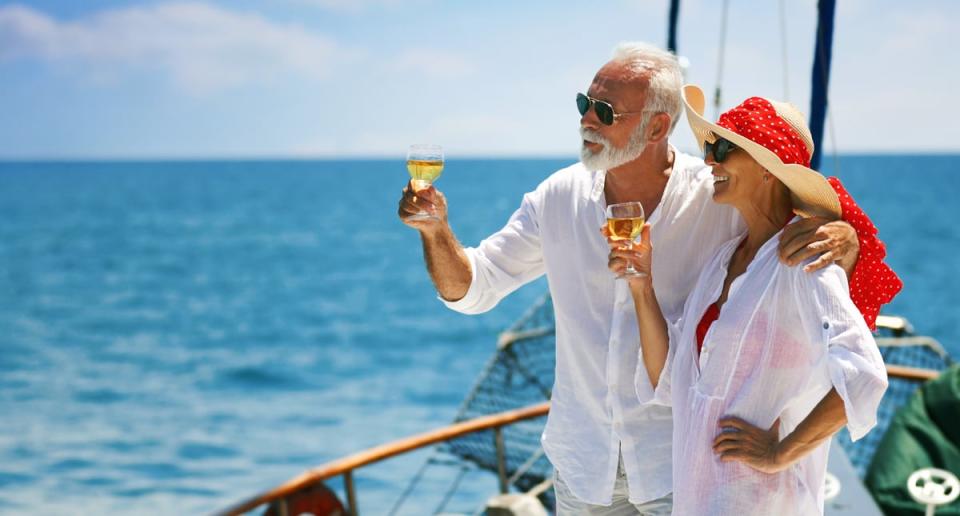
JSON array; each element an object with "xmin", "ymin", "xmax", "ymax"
[{"xmin": 865, "ymin": 364, "xmax": 960, "ymax": 515}]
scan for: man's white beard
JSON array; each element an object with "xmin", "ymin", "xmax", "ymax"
[{"xmin": 580, "ymin": 124, "xmax": 648, "ymax": 172}]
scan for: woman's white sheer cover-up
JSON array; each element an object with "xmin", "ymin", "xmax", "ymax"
[{"xmin": 637, "ymin": 225, "xmax": 888, "ymax": 516}]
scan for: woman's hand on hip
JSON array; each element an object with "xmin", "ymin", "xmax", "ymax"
[{"xmin": 713, "ymin": 416, "xmax": 787, "ymax": 474}]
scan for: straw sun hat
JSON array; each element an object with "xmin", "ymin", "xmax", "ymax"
[{"xmin": 683, "ymin": 84, "xmax": 841, "ymax": 219}]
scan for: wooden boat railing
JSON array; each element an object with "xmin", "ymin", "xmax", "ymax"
[
  {"xmin": 213, "ymin": 401, "xmax": 551, "ymax": 516},
  {"xmin": 884, "ymin": 364, "xmax": 940, "ymax": 382},
  {"xmin": 213, "ymin": 363, "xmax": 941, "ymax": 516}
]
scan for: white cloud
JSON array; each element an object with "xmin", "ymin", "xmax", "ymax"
[
  {"xmin": 0, "ymin": 2, "xmax": 341, "ymax": 93},
  {"xmin": 882, "ymin": 9, "xmax": 951, "ymax": 52},
  {"xmin": 290, "ymin": 0, "xmax": 429, "ymax": 14},
  {"xmin": 390, "ymin": 48, "xmax": 474, "ymax": 79}
]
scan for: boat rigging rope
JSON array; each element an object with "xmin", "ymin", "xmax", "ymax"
[
  {"xmin": 827, "ymin": 101, "xmax": 840, "ymax": 175},
  {"xmin": 779, "ymin": 0, "xmax": 791, "ymax": 102},
  {"xmin": 433, "ymin": 464, "xmax": 470, "ymax": 515},
  {"xmin": 506, "ymin": 447, "xmax": 546, "ymax": 487},
  {"xmin": 713, "ymin": 0, "xmax": 731, "ymax": 117},
  {"xmin": 386, "ymin": 453, "xmax": 435, "ymax": 516}
]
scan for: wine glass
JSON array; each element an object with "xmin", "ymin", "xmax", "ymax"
[
  {"xmin": 606, "ymin": 201, "xmax": 646, "ymax": 277},
  {"xmin": 406, "ymin": 144, "xmax": 444, "ymax": 221}
]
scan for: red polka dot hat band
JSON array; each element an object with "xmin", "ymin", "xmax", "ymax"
[
  {"xmin": 717, "ymin": 97, "xmax": 812, "ymax": 168},
  {"xmin": 682, "ymin": 84, "xmax": 841, "ymax": 219}
]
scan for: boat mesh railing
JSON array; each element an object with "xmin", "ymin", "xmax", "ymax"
[
  {"xmin": 437, "ymin": 293, "xmax": 558, "ymax": 510},
  {"xmin": 834, "ymin": 332, "xmax": 953, "ymax": 477}
]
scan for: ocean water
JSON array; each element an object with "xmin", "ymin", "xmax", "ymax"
[{"xmin": 0, "ymin": 156, "xmax": 956, "ymax": 514}]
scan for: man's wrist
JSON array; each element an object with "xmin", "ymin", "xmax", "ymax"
[
  {"xmin": 420, "ymin": 222, "xmax": 451, "ymax": 241},
  {"xmin": 839, "ymin": 221, "xmax": 860, "ymax": 269}
]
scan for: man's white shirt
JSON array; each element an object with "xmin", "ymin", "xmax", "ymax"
[{"xmin": 442, "ymin": 149, "xmax": 742, "ymax": 505}]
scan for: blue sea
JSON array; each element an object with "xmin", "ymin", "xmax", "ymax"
[{"xmin": 0, "ymin": 156, "xmax": 957, "ymax": 515}]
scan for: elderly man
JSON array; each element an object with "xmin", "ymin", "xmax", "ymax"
[{"xmin": 398, "ymin": 42, "xmax": 898, "ymax": 515}]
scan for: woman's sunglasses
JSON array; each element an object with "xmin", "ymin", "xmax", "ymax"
[
  {"xmin": 704, "ymin": 137, "xmax": 738, "ymax": 163},
  {"xmin": 576, "ymin": 93, "xmax": 647, "ymax": 126}
]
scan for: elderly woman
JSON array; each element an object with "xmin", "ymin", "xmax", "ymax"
[{"xmin": 610, "ymin": 85, "xmax": 889, "ymax": 515}]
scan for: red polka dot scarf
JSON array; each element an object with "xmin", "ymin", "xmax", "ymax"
[
  {"xmin": 717, "ymin": 97, "xmax": 811, "ymax": 167},
  {"xmin": 827, "ymin": 178, "xmax": 904, "ymax": 330}
]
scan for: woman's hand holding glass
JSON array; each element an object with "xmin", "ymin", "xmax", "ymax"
[
  {"xmin": 604, "ymin": 220, "xmax": 653, "ymax": 289},
  {"xmin": 604, "ymin": 201, "xmax": 649, "ymax": 279}
]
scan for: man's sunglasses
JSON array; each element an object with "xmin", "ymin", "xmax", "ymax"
[
  {"xmin": 704, "ymin": 137, "xmax": 738, "ymax": 163},
  {"xmin": 576, "ymin": 93, "xmax": 648, "ymax": 126}
]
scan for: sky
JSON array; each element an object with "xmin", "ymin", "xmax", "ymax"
[{"xmin": 0, "ymin": 0, "xmax": 957, "ymax": 159}]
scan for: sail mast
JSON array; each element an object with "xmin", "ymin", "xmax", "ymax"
[
  {"xmin": 809, "ymin": 0, "xmax": 836, "ymax": 171},
  {"xmin": 667, "ymin": 0, "xmax": 681, "ymax": 53}
]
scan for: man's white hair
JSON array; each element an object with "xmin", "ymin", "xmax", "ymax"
[{"xmin": 610, "ymin": 41, "xmax": 683, "ymax": 134}]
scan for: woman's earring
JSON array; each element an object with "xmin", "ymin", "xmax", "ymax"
[{"xmin": 763, "ymin": 174, "xmax": 770, "ymax": 182}]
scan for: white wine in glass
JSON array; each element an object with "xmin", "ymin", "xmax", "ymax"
[
  {"xmin": 606, "ymin": 201, "xmax": 646, "ymax": 277},
  {"xmin": 406, "ymin": 144, "xmax": 444, "ymax": 221}
]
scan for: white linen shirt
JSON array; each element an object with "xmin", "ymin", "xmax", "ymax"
[
  {"xmin": 442, "ymin": 149, "xmax": 742, "ymax": 505},
  {"xmin": 641, "ymin": 224, "xmax": 888, "ymax": 515}
]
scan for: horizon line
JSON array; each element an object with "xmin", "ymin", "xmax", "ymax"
[{"xmin": 2, "ymin": 149, "xmax": 960, "ymax": 163}]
